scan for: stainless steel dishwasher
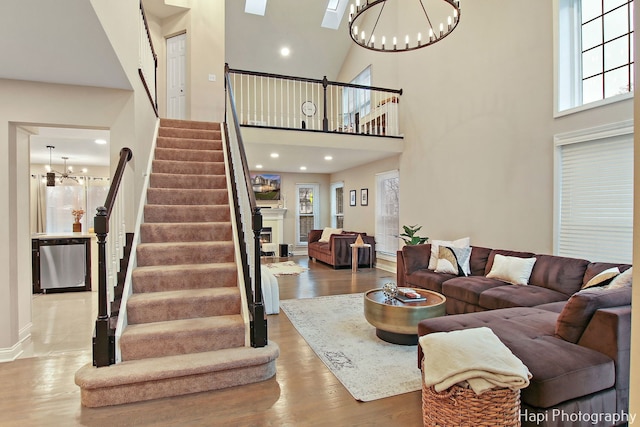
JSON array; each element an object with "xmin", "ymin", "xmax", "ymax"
[{"xmin": 32, "ymin": 237, "xmax": 91, "ymax": 293}]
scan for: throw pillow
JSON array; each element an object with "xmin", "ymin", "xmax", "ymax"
[
  {"xmin": 486, "ymin": 254, "xmax": 536, "ymax": 286},
  {"xmin": 318, "ymin": 227, "xmax": 342, "ymax": 243},
  {"xmin": 581, "ymin": 267, "xmax": 620, "ymax": 289},
  {"xmin": 428, "ymin": 237, "xmax": 471, "ymax": 274},
  {"xmin": 607, "ymin": 267, "xmax": 632, "ymax": 289},
  {"xmin": 435, "ymin": 246, "xmax": 472, "ymax": 276},
  {"xmin": 555, "ymin": 286, "xmax": 632, "ymax": 343}
]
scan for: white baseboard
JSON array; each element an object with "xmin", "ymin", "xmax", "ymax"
[{"xmin": 0, "ymin": 341, "xmax": 24, "ymax": 363}]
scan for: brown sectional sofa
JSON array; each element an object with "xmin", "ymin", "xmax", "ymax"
[
  {"xmin": 397, "ymin": 244, "xmax": 632, "ymax": 427},
  {"xmin": 308, "ymin": 229, "xmax": 376, "ymax": 269}
]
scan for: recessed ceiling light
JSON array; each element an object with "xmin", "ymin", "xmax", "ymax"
[
  {"xmin": 270, "ymin": 153, "xmax": 279, "ymax": 158},
  {"xmin": 256, "ymin": 164, "xmax": 263, "ymax": 169},
  {"xmin": 95, "ymin": 139, "xmax": 107, "ymax": 145},
  {"xmin": 300, "ymin": 166, "xmax": 307, "ymax": 171},
  {"xmin": 81, "ymin": 168, "xmax": 88, "ymax": 173},
  {"xmin": 280, "ymin": 47, "xmax": 290, "ymax": 57},
  {"xmin": 324, "ymin": 155, "xmax": 333, "ymax": 160}
]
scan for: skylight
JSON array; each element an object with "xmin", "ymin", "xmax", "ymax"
[
  {"xmin": 322, "ymin": 0, "xmax": 348, "ymax": 29},
  {"xmin": 245, "ymin": 0, "xmax": 267, "ymax": 16}
]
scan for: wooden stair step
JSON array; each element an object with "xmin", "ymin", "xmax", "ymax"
[
  {"xmin": 140, "ymin": 222, "xmax": 232, "ymax": 243},
  {"xmin": 146, "ymin": 188, "xmax": 228, "ymax": 205},
  {"xmin": 132, "ymin": 263, "xmax": 238, "ymax": 293},
  {"xmin": 74, "ymin": 343, "xmax": 279, "ymax": 407},
  {"xmin": 144, "ymin": 204, "xmax": 231, "ymax": 223},
  {"xmin": 154, "ymin": 147, "xmax": 224, "ymax": 162},
  {"xmin": 136, "ymin": 241, "xmax": 235, "ymax": 266},
  {"xmin": 119, "ymin": 315, "xmax": 245, "ymax": 361},
  {"xmin": 127, "ymin": 287, "xmax": 241, "ymax": 324}
]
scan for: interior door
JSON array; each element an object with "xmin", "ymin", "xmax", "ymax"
[{"xmin": 167, "ymin": 33, "xmax": 186, "ymax": 119}]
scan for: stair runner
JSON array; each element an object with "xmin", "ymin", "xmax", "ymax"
[{"xmin": 75, "ymin": 118, "xmax": 279, "ymax": 407}]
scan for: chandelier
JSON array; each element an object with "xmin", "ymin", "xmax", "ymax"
[
  {"xmin": 348, "ymin": 0, "xmax": 461, "ymax": 53},
  {"xmin": 45, "ymin": 145, "xmax": 80, "ymax": 186}
]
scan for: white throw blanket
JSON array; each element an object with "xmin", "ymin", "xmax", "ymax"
[{"xmin": 420, "ymin": 327, "xmax": 532, "ymax": 395}]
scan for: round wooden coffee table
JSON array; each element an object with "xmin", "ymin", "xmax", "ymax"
[{"xmin": 364, "ymin": 288, "xmax": 446, "ymax": 345}]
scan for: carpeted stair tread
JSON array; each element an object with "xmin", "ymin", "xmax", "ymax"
[
  {"xmin": 74, "ymin": 343, "xmax": 280, "ymax": 407},
  {"xmin": 132, "ymin": 263, "xmax": 238, "ymax": 293},
  {"xmin": 152, "ymin": 160, "xmax": 225, "ymax": 175},
  {"xmin": 156, "ymin": 136, "xmax": 222, "ymax": 151},
  {"xmin": 149, "ymin": 173, "xmax": 227, "ymax": 190},
  {"xmin": 146, "ymin": 188, "xmax": 228, "ymax": 206},
  {"xmin": 158, "ymin": 127, "xmax": 222, "ymax": 141},
  {"xmin": 136, "ymin": 241, "xmax": 234, "ymax": 266},
  {"xmin": 127, "ymin": 287, "xmax": 241, "ymax": 324},
  {"xmin": 154, "ymin": 147, "xmax": 224, "ymax": 163},
  {"xmin": 120, "ymin": 315, "xmax": 245, "ymax": 360},
  {"xmin": 140, "ymin": 222, "xmax": 232, "ymax": 243},
  {"xmin": 144, "ymin": 204, "xmax": 231, "ymax": 223},
  {"xmin": 159, "ymin": 118, "xmax": 221, "ymax": 131}
]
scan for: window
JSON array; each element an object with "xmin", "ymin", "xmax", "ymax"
[
  {"xmin": 555, "ymin": 122, "xmax": 633, "ymax": 263},
  {"xmin": 331, "ymin": 182, "xmax": 344, "ymax": 228},
  {"xmin": 295, "ymin": 183, "xmax": 320, "ymax": 246},
  {"xmin": 556, "ymin": 0, "xmax": 634, "ymax": 112},
  {"xmin": 343, "ymin": 66, "xmax": 372, "ymax": 129},
  {"xmin": 375, "ymin": 170, "xmax": 399, "ymax": 256}
]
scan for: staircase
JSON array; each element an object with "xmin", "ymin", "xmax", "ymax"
[{"xmin": 75, "ymin": 119, "xmax": 279, "ymax": 407}]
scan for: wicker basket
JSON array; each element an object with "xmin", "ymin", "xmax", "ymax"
[{"xmin": 422, "ymin": 381, "xmax": 521, "ymax": 427}]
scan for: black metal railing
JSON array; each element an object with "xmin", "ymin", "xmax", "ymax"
[
  {"xmin": 227, "ymin": 67, "xmax": 403, "ymax": 137},
  {"xmin": 223, "ymin": 64, "xmax": 267, "ymax": 348},
  {"xmin": 93, "ymin": 147, "xmax": 133, "ymax": 367}
]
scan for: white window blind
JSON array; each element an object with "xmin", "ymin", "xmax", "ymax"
[
  {"xmin": 375, "ymin": 170, "xmax": 399, "ymax": 256},
  {"xmin": 557, "ymin": 133, "xmax": 633, "ymax": 263}
]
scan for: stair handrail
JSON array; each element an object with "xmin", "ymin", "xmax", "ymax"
[
  {"xmin": 223, "ymin": 64, "xmax": 267, "ymax": 348},
  {"xmin": 94, "ymin": 147, "xmax": 133, "ymax": 367}
]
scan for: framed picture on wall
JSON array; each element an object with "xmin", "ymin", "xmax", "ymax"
[
  {"xmin": 361, "ymin": 188, "xmax": 368, "ymax": 206},
  {"xmin": 350, "ymin": 190, "xmax": 357, "ymax": 206}
]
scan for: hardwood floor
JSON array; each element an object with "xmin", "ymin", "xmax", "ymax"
[{"xmin": 0, "ymin": 256, "xmax": 423, "ymax": 426}]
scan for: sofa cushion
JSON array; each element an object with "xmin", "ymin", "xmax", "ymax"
[
  {"xmin": 319, "ymin": 227, "xmax": 342, "ymax": 242},
  {"xmin": 442, "ymin": 276, "xmax": 506, "ymax": 306},
  {"xmin": 434, "ymin": 246, "xmax": 471, "ymax": 276},
  {"xmin": 469, "ymin": 246, "xmax": 492, "ymax": 276},
  {"xmin": 582, "ymin": 267, "xmax": 620, "ymax": 289},
  {"xmin": 418, "ymin": 307, "xmax": 615, "ymax": 408},
  {"xmin": 528, "ymin": 254, "xmax": 590, "ymax": 296},
  {"xmin": 582, "ymin": 262, "xmax": 632, "ymax": 287},
  {"xmin": 484, "ymin": 249, "xmax": 535, "ymax": 275},
  {"xmin": 555, "ymin": 286, "xmax": 632, "ymax": 343},
  {"xmin": 428, "ymin": 237, "xmax": 471, "ymax": 274},
  {"xmin": 478, "ymin": 285, "xmax": 569, "ymax": 310},
  {"xmin": 486, "ymin": 254, "xmax": 536, "ymax": 285},
  {"xmin": 402, "ymin": 244, "xmax": 432, "ymax": 275},
  {"xmin": 406, "ymin": 269, "xmax": 456, "ymax": 293}
]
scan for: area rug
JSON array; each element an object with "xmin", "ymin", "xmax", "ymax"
[
  {"xmin": 280, "ymin": 293, "xmax": 422, "ymax": 401},
  {"xmin": 264, "ymin": 260, "xmax": 308, "ymax": 276}
]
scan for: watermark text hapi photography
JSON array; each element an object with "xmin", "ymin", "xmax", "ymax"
[{"xmin": 521, "ymin": 409, "xmax": 636, "ymax": 425}]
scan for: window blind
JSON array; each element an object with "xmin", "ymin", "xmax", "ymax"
[{"xmin": 557, "ymin": 134, "xmax": 633, "ymax": 263}]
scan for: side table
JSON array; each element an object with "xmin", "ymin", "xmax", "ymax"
[{"xmin": 350, "ymin": 243, "xmax": 372, "ymax": 273}]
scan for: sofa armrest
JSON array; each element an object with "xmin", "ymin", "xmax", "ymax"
[
  {"xmin": 397, "ymin": 251, "xmax": 406, "ymax": 287},
  {"xmin": 578, "ymin": 306, "xmax": 631, "ymax": 412},
  {"xmin": 308, "ymin": 229, "xmax": 323, "ymax": 244},
  {"xmin": 401, "ymin": 244, "xmax": 432, "ymax": 275}
]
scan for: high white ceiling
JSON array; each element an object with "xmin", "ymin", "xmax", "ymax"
[{"xmin": 4, "ymin": 0, "xmax": 398, "ymax": 173}]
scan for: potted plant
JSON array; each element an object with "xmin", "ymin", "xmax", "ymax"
[{"xmin": 399, "ymin": 225, "xmax": 428, "ymax": 245}]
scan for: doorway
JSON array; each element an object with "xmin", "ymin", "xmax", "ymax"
[{"xmin": 166, "ymin": 33, "xmax": 187, "ymax": 119}]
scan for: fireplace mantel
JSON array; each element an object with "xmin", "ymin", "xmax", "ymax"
[{"xmin": 260, "ymin": 208, "xmax": 287, "ymax": 220}]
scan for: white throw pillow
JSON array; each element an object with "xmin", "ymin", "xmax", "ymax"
[
  {"xmin": 428, "ymin": 237, "xmax": 471, "ymax": 274},
  {"xmin": 582, "ymin": 267, "xmax": 620, "ymax": 289},
  {"xmin": 607, "ymin": 267, "xmax": 632, "ymax": 289},
  {"xmin": 319, "ymin": 227, "xmax": 342, "ymax": 243},
  {"xmin": 486, "ymin": 254, "xmax": 537, "ymax": 286}
]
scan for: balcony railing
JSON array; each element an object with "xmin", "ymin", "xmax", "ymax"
[{"xmin": 227, "ymin": 67, "xmax": 403, "ymax": 137}]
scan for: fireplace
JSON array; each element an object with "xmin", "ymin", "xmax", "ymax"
[{"xmin": 260, "ymin": 227, "xmax": 273, "ymax": 244}]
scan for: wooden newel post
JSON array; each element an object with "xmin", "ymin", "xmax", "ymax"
[
  {"xmin": 251, "ymin": 208, "xmax": 267, "ymax": 347},
  {"xmin": 93, "ymin": 206, "xmax": 113, "ymax": 367},
  {"xmin": 322, "ymin": 76, "xmax": 329, "ymax": 132}
]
